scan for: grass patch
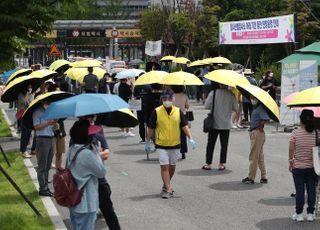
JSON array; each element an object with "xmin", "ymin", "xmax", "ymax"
[
  {"xmin": 0, "ymin": 110, "xmax": 12, "ymax": 137},
  {"xmin": 0, "ymin": 152, "xmax": 55, "ymax": 230}
]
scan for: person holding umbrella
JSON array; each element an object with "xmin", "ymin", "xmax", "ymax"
[
  {"xmin": 32, "ymin": 100, "xmax": 57, "ymax": 196},
  {"xmin": 242, "ymin": 96, "xmax": 270, "ymax": 184}
]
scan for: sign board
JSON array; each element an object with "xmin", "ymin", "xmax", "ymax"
[
  {"xmin": 145, "ymin": 40, "xmax": 162, "ymax": 56},
  {"xmin": 46, "ymin": 30, "xmax": 57, "ymax": 38},
  {"xmin": 67, "ymin": 30, "xmax": 105, "ymax": 38},
  {"xmin": 280, "ymin": 60, "xmax": 318, "ymax": 125},
  {"xmin": 219, "ymin": 14, "xmax": 295, "ymax": 45},
  {"xmin": 48, "ymin": 44, "xmax": 61, "ymax": 57},
  {"xmin": 106, "ymin": 29, "xmax": 142, "ymax": 38}
]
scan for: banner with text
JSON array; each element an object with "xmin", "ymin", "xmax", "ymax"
[
  {"xmin": 219, "ymin": 14, "xmax": 295, "ymax": 45},
  {"xmin": 145, "ymin": 40, "xmax": 162, "ymax": 56}
]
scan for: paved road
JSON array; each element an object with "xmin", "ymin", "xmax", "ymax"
[{"xmin": 1, "ymin": 101, "xmax": 319, "ymax": 230}]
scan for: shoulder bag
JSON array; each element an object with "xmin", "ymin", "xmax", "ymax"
[
  {"xmin": 312, "ymin": 130, "xmax": 320, "ymax": 176},
  {"xmin": 203, "ymin": 90, "xmax": 216, "ymax": 133}
]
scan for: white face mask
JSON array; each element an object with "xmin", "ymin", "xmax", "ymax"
[
  {"xmin": 163, "ymin": 101, "xmax": 173, "ymax": 108},
  {"xmin": 251, "ymin": 99, "xmax": 258, "ymax": 105},
  {"xmin": 43, "ymin": 104, "xmax": 49, "ymax": 109},
  {"xmin": 27, "ymin": 88, "xmax": 32, "ymax": 93},
  {"xmin": 269, "ymin": 73, "xmax": 274, "ymax": 77}
]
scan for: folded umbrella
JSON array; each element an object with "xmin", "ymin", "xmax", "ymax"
[
  {"xmin": 160, "ymin": 71, "xmax": 203, "ymax": 85},
  {"xmin": 236, "ymin": 84, "xmax": 279, "ymax": 122},
  {"xmin": 1, "ymin": 76, "xmax": 44, "ymax": 102},
  {"xmin": 49, "ymin": 60, "xmax": 70, "ymax": 72},
  {"xmin": 65, "ymin": 67, "xmax": 105, "ymax": 83},
  {"xmin": 134, "ymin": 71, "xmax": 168, "ymax": 86},
  {"xmin": 204, "ymin": 69, "xmax": 249, "ymax": 88},
  {"xmin": 41, "ymin": 93, "xmax": 129, "ymax": 120},
  {"xmin": 96, "ymin": 108, "xmax": 139, "ymax": 128},
  {"xmin": 115, "ymin": 69, "xmax": 145, "ymax": 79},
  {"xmin": 70, "ymin": 60, "xmax": 103, "ymax": 68},
  {"xmin": 21, "ymin": 91, "xmax": 74, "ymax": 129},
  {"xmin": 287, "ymin": 86, "xmax": 320, "ymax": 107},
  {"xmin": 6, "ymin": 68, "xmax": 33, "ymax": 85}
]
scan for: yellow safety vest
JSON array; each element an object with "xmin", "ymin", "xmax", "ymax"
[{"xmin": 155, "ymin": 105, "xmax": 181, "ymax": 147}]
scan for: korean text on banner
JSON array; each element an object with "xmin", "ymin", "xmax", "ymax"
[
  {"xmin": 219, "ymin": 14, "xmax": 295, "ymax": 45},
  {"xmin": 145, "ymin": 40, "xmax": 162, "ymax": 56}
]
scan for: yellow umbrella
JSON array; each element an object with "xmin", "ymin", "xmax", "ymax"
[
  {"xmin": 287, "ymin": 86, "xmax": 320, "ymax": 107},
  {"xmin": 96, "ymin": 108, "xmax": 139, "ymax": 128},
  {"xmin": 6, "ymin": 68, "xmax": 33, "ymax": 85},
  {"xmin": 160, "ymin": 55, "xmax": 176, "ymax": 62},
  {"xmin": 22, "ymin": 91, "xmax": 74, "ymax": 129},
  {"xmin": 70, "ymin": 60, "xmax": 103, "ymax": 68},
  {"xmin": 28, "ymin": 69, "xmax": 57, "ymax": 80},
  {"xmin": 204, "ymin": 69, "xmax": 249, "ymax": 87},
  {"xmin": 65, "ymin": 67, "xmax": 106, "ymax": 83},
  {"xmin": 49, "ymin": 60, "xmax": 70, "ymax": 71},
  {"xmin": 236, "ymin": 84, "xmax": 279, "ymax": 122},
  {"xmin": 134, "ymin": 71, "xmax": 168, "ymax": 86},
  {"xmin": 1, "ymin": 76, "xmax": 44, "ymax": 102},
  {"xmin": 160, "ymin": 71, "xmax": 204, "ymax": 85},
  {"xmin": 188, "ymin": 60, "xmax": 210, "ymax": 67},
  {"xmin": 204, "ymin": 57, "xmax": 232, "ymax": 64},
  {"xmin": 172, "ymin": 57, "xmax": 191, "ymax": 65}
]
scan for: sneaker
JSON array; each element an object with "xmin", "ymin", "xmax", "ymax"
[
  {"xmin": 260, "ymin": 178, "xmax": 268, "ymax": 184},
  {"xmin": 39, "ymin": 190, "xmax": 53, "ymax": 197},
  {"xmin": 30, "ymin": 150, "xmax": 37, "ymax": 155},
  {"xmin": 51, "ymin": 164, "xmax": 56, "ymax": 169},
  {"xmin": 232, "ymin": 124, "xmax": 237, "ymax": 129},
  {"xmin": 306, "ymin": 213, "xmax": 315, "ymax": 222},
  {"xmin": 242, "ymin": 177, "xmax": 254, "ymax": 184},
  {"xmin": 126, "ymin": 131, "xmax": 135, "ymax": 137},
  {"xmin": 160, "ymin": 186, "xmax": 166, "ymax": 196},
  {"xmin": 292, "ymin": 213, "xmax": 304, "ymax": 222},
  {"xmin": 162, "ymin": 191, "xmax": 174, "ymax": 199},
  {"xmin": 236, "ymin": 123, "xmax": 243, "ymax": 128},
  {"xmin": 22, "ymin": 152, "xmax": 32, "ymax": 158},
  {"xmin": 139, "ymin": 140, "xmax": 145, "ymax": 144}
]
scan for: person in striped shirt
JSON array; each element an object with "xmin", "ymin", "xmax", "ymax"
[{"xmin": 289, "ymin": 109, "xmax": 318, "ymax": 222}]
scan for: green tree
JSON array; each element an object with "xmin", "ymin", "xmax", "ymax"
[
  {"xmin": 139, "ymin": 7, "xmax": 167, "ymax": 41},
  {"xmin": 0, "ymin": 0, "xmax": 75, "ymax": 69},
  {"xmin": 168, "ymin": 12, "xmax": 195, "ymax": 56}
]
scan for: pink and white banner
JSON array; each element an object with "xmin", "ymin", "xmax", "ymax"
[{"xmin": 219, "ymin": 14, "xmax": 295, "ymax": 45}]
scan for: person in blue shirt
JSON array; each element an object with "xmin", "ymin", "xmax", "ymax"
[{"xmin": 242, "ymin": 97, "xmax": 270, "ymax": 184}]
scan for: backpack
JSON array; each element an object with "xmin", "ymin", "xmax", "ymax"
[{"xmin": 53, "ymin": 146, "xmax": 87, "ymax": 207}]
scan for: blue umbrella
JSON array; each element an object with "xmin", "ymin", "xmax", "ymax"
[
  {"xmin": 42, "ymin": 94, "xmax": 129, "ymax": 120},
  {"xmin": 2, "ymin": 69, "xmax": 16, "ymax": 82}
]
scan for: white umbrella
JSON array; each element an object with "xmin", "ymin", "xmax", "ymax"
[{"xmin": 115, "ymin": 69, "xmax": 145, "ymax": 79}]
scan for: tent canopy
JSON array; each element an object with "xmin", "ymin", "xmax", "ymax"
[
  {"xmin": 278, "ymin": 53, "xmax": 320, "ymax": 63},
  {"xmin": 296, "ymin": 41, "xmax": 320, "ymax": 54}
]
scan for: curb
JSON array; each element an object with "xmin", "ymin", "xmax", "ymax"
[{"xmin": 2, "ymin": 108, "xmax": 67, "ymax": 230}]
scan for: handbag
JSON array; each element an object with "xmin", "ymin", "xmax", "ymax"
[
  {"xmin": 186, "ymin": 111, "xmax": 194, "ymax": 121},
  {"xmin": 53, "ymin": 146, "xmax": 88, "ymax": 207},
  {"xmin": 312, "ymin": 130, "xmax": 320, "ymax": 176},
  {"xmin": 15, "ymin": 109, "xmax": 25, "ymax": 120},
  {"xmin": 203, "ymin": 90, "xmax": 216, "ymax": 133}
]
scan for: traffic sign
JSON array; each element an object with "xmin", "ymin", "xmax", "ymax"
[
  {"xmin": 48, "ymin": 44, "xmax": 61, "ymax": 57},
  {"xmin": 111, "ymin": 29, "xmax": 119, "ymax": 38}
]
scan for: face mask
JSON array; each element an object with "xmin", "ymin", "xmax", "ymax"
[
  {"xmin": 43, "ymin": 104, "xmax": 49, "ymax": 109},
  {"xmin": 27, "ymin": 88, "xmax": 32, "ymax": 93},
  {"xmin": 251, "ymin": 99, "xmax": 258, "ymax": 105},
  {"xmin": 163, "ymin": 101, "xmax": 173, "ymax": 108},
  {"xmin": 269, "ymin": 73, "xmax": 273, "ymax": 77}
]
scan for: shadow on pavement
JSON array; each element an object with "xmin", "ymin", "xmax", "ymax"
[
  {"xmin": 258, "ymin": 196, "xmax": 295, "ymax": 206},
  {"xmin": 209, "ymin": 181, "xmax": 263, "ymax": 191},
  {"xmin": 178, "ymin": 168, "xmax": 232, "ymax": 176},
  {"xmin": 135, "ymin": 159, "xmax": 158, "ymax": 164},
  {"xmin": 129, "ymin": 194, "xmax": 161, "ymax": 201},
  {"xmin": 113, "ymin": 149, "xmax": 145, "ymax": 155},
  {"xmin": 120, "ymin": 143, "xmax": 141, "ymax": 147},
  {"xmin": 256, "ymin": 217, "xmax": 318, "ymax": 230},
  {"xmin": 105, "ymin": 135, "xmax": 127, "ymax": 140}
]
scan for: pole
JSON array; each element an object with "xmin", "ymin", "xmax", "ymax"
[
  {"xmin": 0, "ymin": 144, "xmax": 11, "ymax": 167},
  {"xmin": 0, "ymin": 164, "xmax": 42, "ymax": 216},
  {"xmin": 294, "ymin": 0, "xmax": 298, "ymax": 50}
]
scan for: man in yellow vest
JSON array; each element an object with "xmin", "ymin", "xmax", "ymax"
[{"xmin": 145, "ymin": 89, "xmax": 196, "ymax": 199}]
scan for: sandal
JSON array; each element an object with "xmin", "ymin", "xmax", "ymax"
[
  {"xmin": 218, "ymin": 165, "xmax": 226, "ymax": 170},
  {"xmin": 202, "ymin": 165, "xmax": 212, "ymax": 170}
]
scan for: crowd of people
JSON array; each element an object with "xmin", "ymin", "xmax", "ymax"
[{"xmin": 1, "ymin": 61, "xmax": 319, "ymax": 229}]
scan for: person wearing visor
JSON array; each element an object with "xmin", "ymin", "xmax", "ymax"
[{"xmin": 145, "ymin": 89, "xmax": 197, "ymax": 199}]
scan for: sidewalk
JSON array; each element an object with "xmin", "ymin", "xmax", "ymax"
[{"xmin": 0, "ymin": 102, "xmax": 67, "ymax": 230}]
